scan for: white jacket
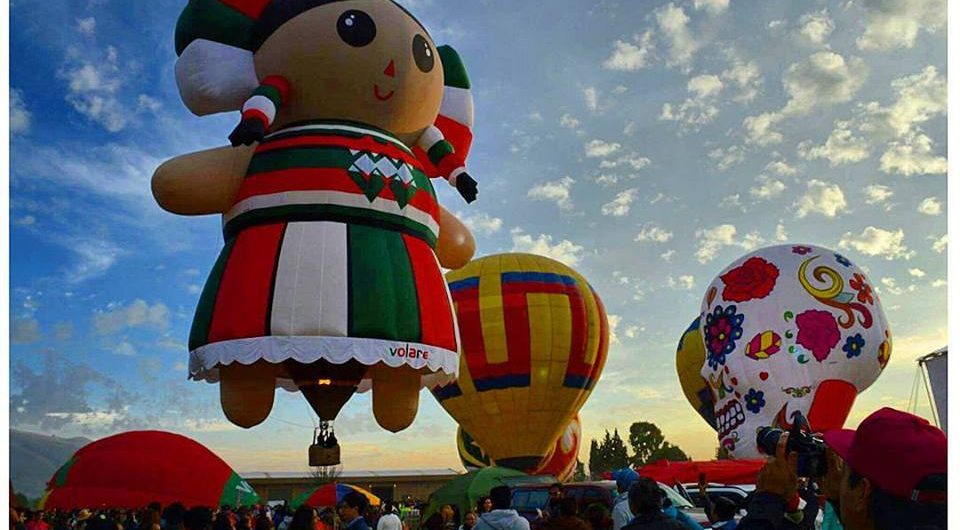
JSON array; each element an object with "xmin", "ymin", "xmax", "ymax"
[
  {"xmin": 474, "ymin": 510, "xmax": 530, "ymax": 530},
  {"xmin": 377, "ymin": 513, "xmax": 402, "ymax": 530},
  {"xmin": 611, "ymin": 492, "xmax": 633, "ymax": 530}
]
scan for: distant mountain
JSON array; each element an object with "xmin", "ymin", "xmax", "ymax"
[{"xmin": 11, "ymin": 429, "xmax": 91, "ymax": 499}]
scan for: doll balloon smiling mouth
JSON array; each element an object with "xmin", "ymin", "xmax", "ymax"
[{"xmin": 374, "ymin": 84, "xmax": 395, "ymax": 101}]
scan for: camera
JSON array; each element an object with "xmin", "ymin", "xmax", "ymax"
[{"xmin": 756, "ymin": 411, "xmax": 827, "ymax": 478}]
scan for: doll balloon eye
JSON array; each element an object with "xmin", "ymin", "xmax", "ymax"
[
  {"xmin": 412, "ymin": 34, "xmax": 434, "ymax": 73},
  {"xmin": 337, "ymin": 10, "xmax": 376, "ymax": 47}
]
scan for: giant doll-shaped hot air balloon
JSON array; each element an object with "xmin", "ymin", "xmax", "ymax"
[
  {"xmin": 700, "ymin": 245, "xmax": 892, "ymax": 458},
  {"xmin": 434, "ymin": 254, "xmax": 609, "ymax": 471},
  {"xmin": 40, "ymin": 431, "xmax": 260, "ymax": 509},
  {"xmin": 152, "ymin": 0, "xmax": 482, "ymax": 434},
  {"xmin": 675, "ymin": 316, "xmax": 715, "ymax": 429},
  {"xmin": 457, "ymin": 415, "xmax": 582, "ymax": 481}
]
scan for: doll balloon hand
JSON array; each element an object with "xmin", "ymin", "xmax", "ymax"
[
  {"xmin": 454, "ymin": 172, "xmax": 478, "ymax": 203},
  {"xmin": 229, "ymin": 118, "xmax": 267, "ymax": 146}
]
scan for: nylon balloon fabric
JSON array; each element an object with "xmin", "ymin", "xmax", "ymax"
[
  {"xmin": 699, "ymin": 244, "xmax": 891, "ymax": 458},
  {"xmin": 435, "ymin": 253, "xmax": 608, "ymax": 472},
  {"xmin": 40, "ymin": 431, "xmax": 259, "ymax": 509}
]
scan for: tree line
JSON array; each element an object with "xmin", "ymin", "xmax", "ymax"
[{"xmin": 588, "ymin": 421, "xmax": 689, "ymax": 478}]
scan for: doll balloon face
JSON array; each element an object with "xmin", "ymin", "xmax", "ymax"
[
  {"xmin": 699, "ymin": 245, "xmax": 892, "ymax": 458},
  {"xmin": 255, "ymin": 0, "xmax": 444, "ymax": 143}
]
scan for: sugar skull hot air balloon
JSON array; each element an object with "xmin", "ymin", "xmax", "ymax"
[
  {"xmin": 40, "ymin": 431, "xmax": 260, "ymax": 509},
  {"xmin": 457, "ymin": 415, "xmax": 582, "ymax": 481},
  {"xmin": 675, "ymin": 316, "xmax": 715, "ymax": 429},
  {"xmin": 699, "ymin": 244, "xmax": 892, "ymax": 458},
  {"xmin": 434, "ymin": 254, "xmax": 609, "ymax": 471},
  {"xmin": 152, "ymin": 0, "xmax": 482, "ymax": 436}
]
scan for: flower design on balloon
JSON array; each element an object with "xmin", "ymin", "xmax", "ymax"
[
  {"xmin": 849, "ymin": 273, "xmax": 874, "ymax": 305},
  {"xmin": 792, "ymin": 246, "xmax": 813, "ymax": 255},
  {"xmin": 834, "ymin": 253, "xmax": 852, "ymax": 267},
  {"xmin": 795, "ymin": 309, "xmax": 841, "ymax": 362},
  {"xmin": 744, "ymin": 388, "xmax": 765, "ymax": 414},
  {"xmin": 704, "ymin": 305, "xmax": 745, "ymax": 369},
  {"xmin": 720, "ymin": 257, "xmax": 780, "ymax": 302},
  {"xmin": 843, "ymin": 333, "xmax": 866, "ymax": 359}
]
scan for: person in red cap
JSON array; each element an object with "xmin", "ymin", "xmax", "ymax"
[
  {"xmin": 821, "ymin": 407, "xmax": 947, "ymax": 530},
  {"xmin": 735, "ymin": 407, "xmax": 947, "ymax": 530}
]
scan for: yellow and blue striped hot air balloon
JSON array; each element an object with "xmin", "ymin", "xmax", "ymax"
[
  {"xmin": 675, "ymin": 315, "xmax": 716, "ymax": 430},
  {"xmin": 434, "ymin": 253, "xmax": 609, "ymax": 472}
]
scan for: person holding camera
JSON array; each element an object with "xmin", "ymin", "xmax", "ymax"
[{"xmin": 737, "ymin": 407, "xmax": 947, "ymax": 530}]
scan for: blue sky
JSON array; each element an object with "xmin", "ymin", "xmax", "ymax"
[{"xmin": 10, "ymin": 0, "xmax": 947, "ymax": 471}]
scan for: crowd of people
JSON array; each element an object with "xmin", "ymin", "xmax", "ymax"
[{"xmin": 10, "ymin": 407, "xmax": 948, "ymax": 530}]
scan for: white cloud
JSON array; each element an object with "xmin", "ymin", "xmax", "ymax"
[
  {"xmin": 601, "ymin": 188, "xmax": 639, "ymax": 217},
  {"xmin": 527, "ymin": 177, "xmax": 575, "ymax": 210},
  {"xmin": 660, "ymin": 250, "xmax": 676, "ymax": 262},
  {"xmin": 931, "ymin": 279, "xmax": 946, "ymax": 288},
  {"xmin": 693, "ymin": 0, "xmax": 729, "ymax": 15},
  {"xmin": 800, "ymin": 121, "xmax": 871, "ymax": 166},
  {"xmin": 58, "ymin": 46, "xmax": 129, "ymax": 132},
  {"xmin": 857, "ymin": 0, "xmax": 945, "ymax": 51},
  {"xmin": 720, "ymin": 194, "xmax": 744, "ymax": 211},
  {"xmin": 510, "ymin": 229, "xmax": 584, "ymax": 266},
  {"xmin": 460, "ymin": 212, "xmax": 504, "ymax": 235},
  {"xmin": 749, "ymin": 175, "xmax": 786, "ymax": 200},
  {"xmin": 76, "ymin": 17, "xmax": 96, "ymax": 35},
  {"xmin": 668, "ymin": 275, "xmax": 697, "ymax": 290},
  {"xmin": 53, "ymin": 322, "xmax": 74, "ymax": 341},
  {"xmin": 635, "ymin": 224, "xmax": 674, "ymax": 244},
  {"xmin": 137, "ymin": 94, "xmax": 162, "ymax": 113},
  {"xmin": 775, "ymin": 223, "xmax": 789, "ymax": 242},
  {"xmin": 14, "ymin": 215, "xmax": 36, "ymax": 226},
  {"xmin": 607, "ymin": 314, "xmax": 622, "ymax": 345},
  {"xmin": 743, "ymin": 112, "xmax": 784, "ymax": 146},
  {"xmin": 603, "ymin": 31, "xmax": 654, "ymax": 71},
  {"xmin": 917, "ymin": 197, "xmax": 942, "ymax": 216},
  {"xmin": 599, "ymin": 153, "xmax": 651, "ymax": 171},
  {"xmin": 93, "ymin": 299, "xmax": 171, "ymax": 335},
  {"xmin": 880, "ymin": 277, "xmax": 907, "ymax": 295},
  {"xmin": 584, "ymin": 87, "xmax": 600, "ymax": 112},
  {"xmin": 585, "ymin": 139, "xmax": 622, "ymax": 158},
  {"xmin": 864, "ymin": 185, "xmax": 894, "ymax": 210},
  {"xmin": 860, "ymin": 66, "xmax": 946, "ymax": 138},
  {"xmin": 661, "ymin": 74, "xmax": 724, "ymax": 131},
  {"xmin": 931, "ymin": 234, "xmax": 947, "ymax": 253},
  {"xmin": 709, "ymin": 145, "xmax": 746, "ymax": 170},
  {"xmin": 12, "ymin": 317, "xmax": 42, "ymax": 344},
  {"xmin": 722, "ymin": 59, "xmax": 762, "ymax": 103},
  {"xmin": 113, "ymin": 342, "xmax": 137, "ymax": 356},
  {"xmin": 656, "ymin": 3, "xmax": 698, "ymax": 68},
  {"xmin": 45, "ymin": 411, "xmax": 125, "ymax": 428},
  {"xmin": 560, "ymin": 114, "xmax": 581, "ymax": 129},
  {"xmin": 795, "ymin": 179, "xmax": 847, "ymax": 218},
  {"xmin": 908, "ymin": 268, "xmax": 926, "ymax": 278},
  {"xmin": 796, "ymin": 10, "xmax": 835, "ymax": 46},
  {"xmin": 839, "ymin": 226, "xmax": 916, "ymax": 260},
  {"xmin": 879, "ymin": 131, "xmax": 947, "ymax": 176},
  {"xmin": 64, "ymin": 236, "xmax": 126, "ymax": 284},
  {"xmin": 625, "ymin": 325, "xmax": 641, "ymax": 339},
  {"xmin": 694, "ymin": 224, "xmax": 763, "ymax": 264},
  {"xmin": 10, "ymin": 89, "xmax": 31, "ymax": 134},
  {"xmin": 782, "ymin": 52, "xmax": 868, "ymax": 116},
  {"xmin": 688, "ymin": 74, "xmax": 724, "ymax": 99},
  {"xmin": 765, "ymin": 160, "xmax": 798, "ymax": 176}
]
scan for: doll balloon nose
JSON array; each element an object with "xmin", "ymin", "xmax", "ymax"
[{"xmin": 384, "ymin": 60, "xmax": 396, "ymax": 78}]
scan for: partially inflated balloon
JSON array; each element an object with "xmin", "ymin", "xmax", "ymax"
[
  {"xmin": 699, "ymin": 245, "xmax": 892, "ymax": 458},
  {"xmin": 457, "ymin": 415, "xmax": 582, "ymax": 482},
  {"xmin": 40, "ymin": 431, "xmax": 259, "ymax": 509},
  {"xmin": 675, "ymin": 316, "xmax": 715, "ymax": 429},
  {"xmin": 160, "ymin": 0, "xmax": 482, "ymax": 433},
  {"xmin": 434, "ymin": 254, "xmax": 608, "ymax": 471},
  {"xmin": 532, "ymin": 415, "xmax": 581, "ymax": 481}
]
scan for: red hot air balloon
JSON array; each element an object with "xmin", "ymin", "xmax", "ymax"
[{"xmin": 39, "ymin": 431, "xmax": 260, "ymax": 510}]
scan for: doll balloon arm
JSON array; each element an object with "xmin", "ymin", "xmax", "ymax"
[
  {"xmin": 229, "ymin": 75, "xmax": 291, "ymax": 146},
  {"xmin": 418, "ymin": 125, "xmax": 478, "ymax": 203},
  {"xmin": 435, "ymin": 206, "xmax": 476, "ymax": 269},
  {"xmin": 152, "ymin": 144, "xmax": 255, "ymax": 215}
]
